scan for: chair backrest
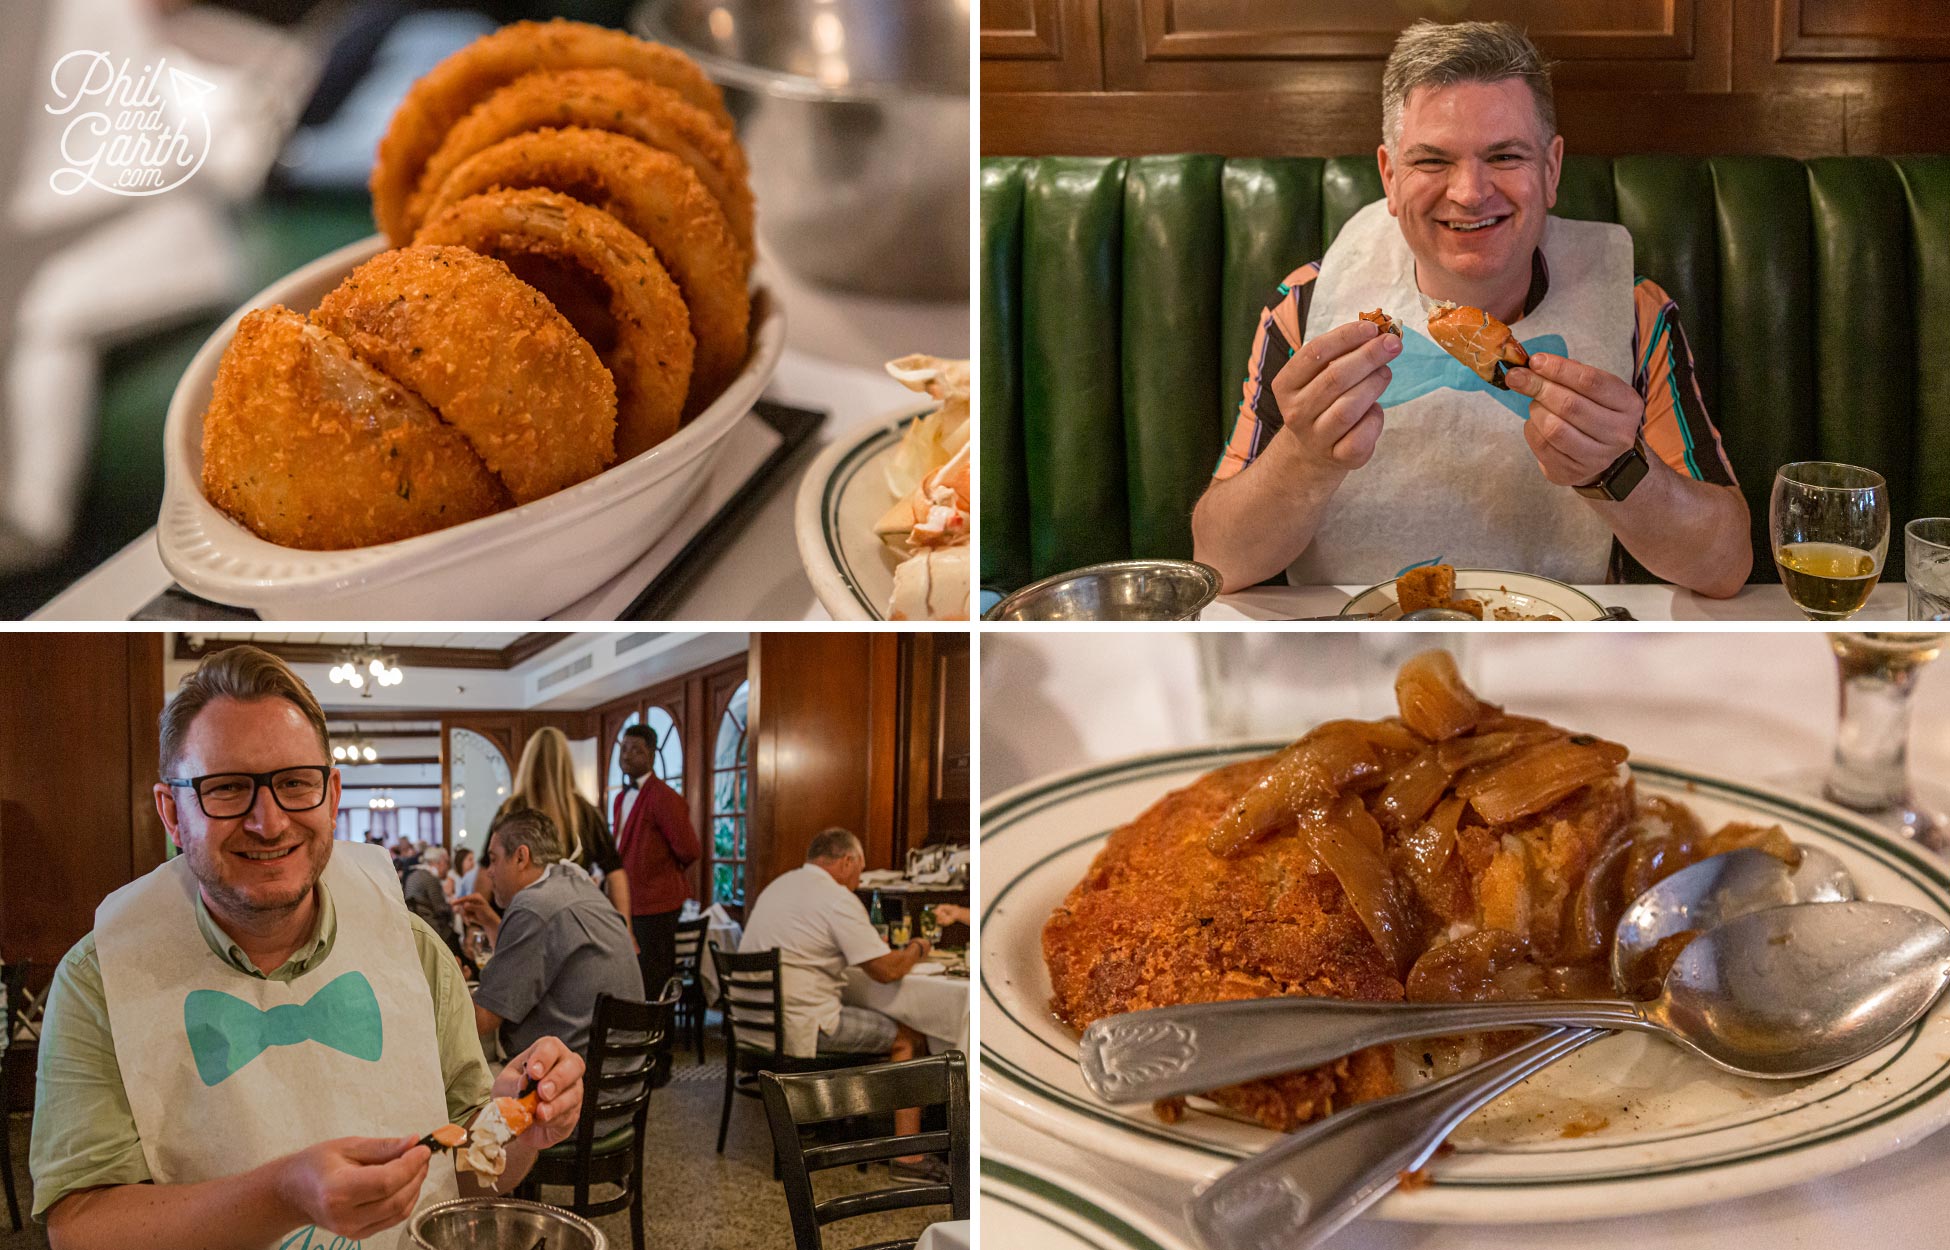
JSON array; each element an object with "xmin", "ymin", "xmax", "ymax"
[
  {"xmin": 761, "ymin": 1053, "xmax": 971, "ymax": 1250},
  {"xmin": 672, "ymin": 916, "xmax": 709, "ymax": 975},
  {"xmin": 980, "ymin": 153, "xmax": 1950, "ymax": 592},
  {"xmin": 565, "ymin": 978, "xmax": 679, "ymax": 1158},
  {"xmin": 710, "ymin": 945, "xmax": 784, "ymax": 1055},
  {"xmin": 2, "ymin": 960, "xmax": 31, "ymax": 1047}
]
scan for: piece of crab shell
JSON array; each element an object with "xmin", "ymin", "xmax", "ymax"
[
  {"xmin": 875, "ymin": 441, "xmax": 971, "ymax": 543},
  {"xmin": 884, "ymin": 354, "xmax": 971, "ymax": 403}
]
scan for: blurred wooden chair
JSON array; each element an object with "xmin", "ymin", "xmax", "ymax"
[
  {"xmin": 1, "ymin": 959, "xmax": 34, "ymax": 1231},
  {"xmin": 709, "ymin": 946, "xmax": 885, "ymax": 1157},
  {"xmin": 671, "ymin": 915, "xmax": 710, "ymax": 1065},
  {"xmin": 513, "ymin": 977, "xmax": 678, "ymax": 1250},
  {"xmin": 761, "ymin": 1052, "xmax": 970, "ymax": 1250}
]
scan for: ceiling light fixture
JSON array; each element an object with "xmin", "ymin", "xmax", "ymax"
[{"xmin": 329, "ymin": 634, "xmax": 404, "ymax": 698}]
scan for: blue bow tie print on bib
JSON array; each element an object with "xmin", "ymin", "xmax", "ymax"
[
  {"xmin": 1381, "ymin": 328, "xmax": 1566, "ymax": 419},
  {"xmin": 185, "ymin": 970, "xmax": 384, "ymax": 1086}
]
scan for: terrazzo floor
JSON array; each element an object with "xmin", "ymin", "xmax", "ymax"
[{"xmin": 0, "ymin": 1014, "xmax": 954, "ymax": 1249}]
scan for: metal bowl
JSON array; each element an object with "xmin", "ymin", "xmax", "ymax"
[
  {"xmin": 637, "ymin": 0, "xmax": 968, "ymax": 299},
  {"xmin": 408, "ymin": 1197, "xmax": 605, "ymax": 1250},
  {"xmin": 984, "ymin": 560, "xmax": 1224, "ymax": 622}
]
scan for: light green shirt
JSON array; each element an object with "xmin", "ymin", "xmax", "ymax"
[{"xmin": 28, "ymin": 880, "xmax": 494, "ymax": 1222}]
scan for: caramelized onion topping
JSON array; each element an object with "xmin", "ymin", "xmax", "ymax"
[
  {"xmin": 1458, "ymin": 738, "xmax": 1628, "ymax": 825},
  {"xmin": 1208, "ymin": 721, "xmax": 1385, "ymax": 856},
  {"xmin": 1303, "ymin": 795, "xmax": 1413, "ymax": 976},
  {"xmin": 1394, "ymin": 650, "xmax": 1483, "ymax": 741}
]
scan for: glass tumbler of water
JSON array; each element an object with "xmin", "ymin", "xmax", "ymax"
[{"xmin": 1908, "ymin": 519, "xmax": 1950, "ymax": 621}]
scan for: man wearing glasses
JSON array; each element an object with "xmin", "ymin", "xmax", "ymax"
[{"xmin": 29, "ymin": 646, "xmax": 586, "ymax": 1250}]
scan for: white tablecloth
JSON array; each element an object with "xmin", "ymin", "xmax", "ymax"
[
  {"xmin": 697, "ymin": 916, "xmax": 743, "ymax": 1002},
  {"xmin": 980, "ymin": 632, "xmax": 1950, "ymax": 1250},
  {"xmin": 844, "ymin": 967, "xmax": 970, "ymax": 1057},
  {"xmin": 914, "ymin": 1219, "xmax": 971, "ymax": 1250},
  {"xmin": 1210, "ymin": 580, "xmax": 1913, "ymax": 622}
]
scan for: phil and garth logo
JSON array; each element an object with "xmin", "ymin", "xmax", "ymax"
[{"xmin": 45, "ymin": 51, "xmax": 215, "ymax": 198}]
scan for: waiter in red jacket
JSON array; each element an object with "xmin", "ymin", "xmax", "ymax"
[{"xmin": 612, "ymin": 724, "xmax": 703, "ymax": 1001}]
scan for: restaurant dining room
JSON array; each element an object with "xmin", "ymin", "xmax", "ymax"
[{"xmin": 0, "ymin": 629, "xmax": 971, "ymax": 1250}]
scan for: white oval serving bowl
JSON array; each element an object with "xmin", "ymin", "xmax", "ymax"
[
  {"xmin": 158, "ymin": 234, "xmax": 785, "ymax": 620},
  {"xmin": 792, "ymin": 402, "xmax": 934, "ymax": 621}
]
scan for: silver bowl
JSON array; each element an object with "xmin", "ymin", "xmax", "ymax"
[
  {"xmin": 637, "ymin": 0, "xmax": 969, "ymax": 299},
  {"xmin": 984, "ymin": 560, "xmax": 1224, "ymax": 622},
  {"xmin": 408, "ymin": 1197, "xmax": 605, "ymax": 1250}
]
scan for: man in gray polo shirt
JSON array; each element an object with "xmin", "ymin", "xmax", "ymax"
[{"xmin": 459, "ymin": 807, "xmax": 646, "ymax": 1064}]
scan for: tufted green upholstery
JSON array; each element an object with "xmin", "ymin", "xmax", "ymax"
[{"xmin": 980, "ymin": 155, "xmax": 1950, "ymax": 593}]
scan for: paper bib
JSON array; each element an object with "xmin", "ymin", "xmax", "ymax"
[
  {"xmin": 96, "ymin": 842, "xmax": 457, "ymax": 1250},
  {"xmin": 1291, "ymin": 199, "xmax": 1635, "ymax": 586}
]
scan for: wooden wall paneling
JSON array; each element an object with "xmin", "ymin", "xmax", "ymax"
[
  {"xmin": 932, "ymin": 635, "xmax": 972, "ymax": 845},
  {"xmin": 126, "ymin": 635, "xmax": 169, "ymax": 875},
  {"xmin": 0, "ymin": 634, "xmax": 166, "ymax": 970},
  {"xmin": 980, "ymin": 0, "xmax": 1107, "ymax": 92},
  {"xmin": 1099, "ymin": 0, "xmax": 1722, "ymax": 94},
  {"xmin": 747, "ymin": 635, "xmax": 906, "ymax": 906},
  {"xmin": 1734, "ymin": 0, "xmax": 1950, "ymax": 96}
]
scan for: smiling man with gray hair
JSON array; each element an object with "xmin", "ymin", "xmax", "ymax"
[{"xmin": 1193, "ymin": 19, "xmax": 1751, "ymax": 599}]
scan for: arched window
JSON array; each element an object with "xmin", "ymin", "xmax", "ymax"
[{"xmin": 709, "ymin": 681, "xmax": 750, "ymax": 906}]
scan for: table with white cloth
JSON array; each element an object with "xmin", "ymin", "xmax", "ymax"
[
  {"xmin": 695, "ymin": 913, "xmax": 743, "ymax": 1002},
  {"xmin": 843, "ymin": 968, "xmax": 969, "ymax": 1057},
  {"xmin": 980, "ymin": 631, "xmax": 1950, "ymax": 1250},
  {"xmin": 913, "ymin": 1220, "xmax": 970, "ymax": 1250},
  {"xmin": 1210, "ymin": 580, "xmax": 1913, "ymax": 621}
]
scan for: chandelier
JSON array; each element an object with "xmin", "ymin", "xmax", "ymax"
[
  {"xmin": 333, "ymin": 736, "xmax": 379, "ymax": 763},
  {"xmin": 368, "ymin": 790, "xmax": 397, "ymax": 811},
  {"xmin": 329, "ymin": 635, "xmax": 403, "ymax": 698}
]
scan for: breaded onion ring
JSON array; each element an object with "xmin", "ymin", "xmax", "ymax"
[
  {"xmin": 201, "ymin": 306, "xmax": 508, "ymax": 549},
  {"xmin": 423, "ymin": 127, "xmax": 747, "ymax": 413},
  {"xmin": 414, "ymin": 188, "xmax": 695, "ymax": 459},
  {"xmin": 400, "ymin": 68, "xmax": 755, "ymax": 260},
  {"xmin": 312, "ymin": 245, "xmax": 617, "ymax": 503},
  {"xmin": 371, "ymin": 19, "xmax": 733, "ymax": 243}
]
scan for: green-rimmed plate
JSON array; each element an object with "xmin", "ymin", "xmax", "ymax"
[
  {"xmin": 1342, "ymin": 569, "xmax": 1607, "ymax": 621},
  {"xmin": 793, "ymin": 402, "xmax": 934, "ymax": 621},
  {"xmin": 980, "ymin": 745, "xmax": 1950, "ymax": 1223},
  {"xmin": 982, "ymin": 1154, "xmax": 1178, "ymax": 1249}
]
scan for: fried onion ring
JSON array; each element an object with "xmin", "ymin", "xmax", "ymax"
[
  {"xmin": 423, "ymin": 127, "xmax": 747, "ymax": 413},
  {"xmin": 201, "ymin": 306, "xmax": 509, "ymax": 549},
  {"xmin": 400, "ymin": 68, "xmax": 754, "ymax": 260},
  {"xmin": 371, "ymin": 19, "xmax": 733, "ymax": 243},
  {"xmin": 312, "ymin": 244, "xmax": 616, "ymax": 503},
  {"xmin": 414, "ymin": 188, "xmax": 695, "ymax": 459}
]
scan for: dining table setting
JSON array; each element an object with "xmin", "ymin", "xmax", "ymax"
[{"xmin": 979, "ymin": 630, "xmax": 1950, "ymax": 1250}]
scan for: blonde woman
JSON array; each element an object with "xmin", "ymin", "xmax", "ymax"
[{"xmin": 494, "ymin": 727, "xmax": 631, "ymax": 921}]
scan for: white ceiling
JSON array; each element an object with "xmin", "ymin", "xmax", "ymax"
[{"xmin": 182, "ymin": 632, "xmax": 532, "ymax": 649}]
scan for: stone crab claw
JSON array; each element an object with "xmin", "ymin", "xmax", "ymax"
[{"xmin": 1427, "ymin": 301, "xmax": 1529, "ymax": 389}]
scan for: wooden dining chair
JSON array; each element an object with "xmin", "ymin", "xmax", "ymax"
[
  {"xmin": 710, "ymin": 946, "xmax": 886, "ymax": 1156},
  {"xmin": 760, "ymin": 1052, "xmax": 969, "ymax": 1250},
  {"xmin": 512, "ymin": 977, "xmax": 678, "ymax": 1250},
  {"xmin": 1, "ymin": 959, "xmax": 33, "ymax": 1231},
  {"xmin": 671, "ymin": 916, "xmax": 710, "ymax": 1064}
]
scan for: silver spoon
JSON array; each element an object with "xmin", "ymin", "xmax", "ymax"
[
  {"xmin": 1185, "ymin": 915, "xmax": 1949, "ymax": 1250},
  {"xmin": 1081, "ymin": 848, "xmax": 1857, "ymax": 1103}
]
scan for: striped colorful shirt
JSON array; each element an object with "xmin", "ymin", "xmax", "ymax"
[{"xmin": 1213, "ymin": 253, "xmax": 1738, "ymax": 488}]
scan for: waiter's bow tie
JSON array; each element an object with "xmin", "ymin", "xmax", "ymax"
[
  {"xmin": 1380, "ymin": 328, "xmax": 1569, "ymax": 419},
  {"xmin": 184, "ymin": 970, "xmax": 383, "ymax": 1087}
]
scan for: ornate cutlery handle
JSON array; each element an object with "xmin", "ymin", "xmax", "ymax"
[
  {"xmin": 1080, "ymin": 997, "xmax": 1644, "ymax": 1104},
  {"xmin": 1187, "ymin": 1026, "xmax": 1606, "ymax": 1250}
]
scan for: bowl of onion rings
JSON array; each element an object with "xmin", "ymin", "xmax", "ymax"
[{"xmin": 157, "ymin": 235, "xmax": 784, "ymax": 620}]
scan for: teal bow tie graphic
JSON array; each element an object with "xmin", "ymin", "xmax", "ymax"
[
  {"xmin": 185, "ymin": 971, "xmax": 383, "ymax": 1087},
  {"xmin": 1380, "ymin": 328, "xmax": 1567, "ymax": 419}
]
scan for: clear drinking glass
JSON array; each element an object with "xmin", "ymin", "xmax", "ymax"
[
  {"xmin": 1770, "ymin": 462, "xmax": 1889, "ymax": 621},
  {"xmin": 1824, "ymin": 632, "xmax": 1947, "ymax": 853},
  {"xmin": 1907, "ymin": 519, "xmax": 1950, "ymax": 621},
  {"xmin": 1194, "ymin": 633, "xmax": 1479, "ymax": 741}
]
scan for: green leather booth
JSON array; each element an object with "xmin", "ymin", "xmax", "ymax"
[{"xmin": 979, "ymin": 155, "xmax": 1950, "ymax": 593}]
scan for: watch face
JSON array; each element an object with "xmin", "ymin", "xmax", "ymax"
[{"xmin": 1611, "ymin": 446, "xmax": 1651, "ymax": 500}]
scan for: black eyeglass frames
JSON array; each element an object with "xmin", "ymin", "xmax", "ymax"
[{"xmin": 161, "ymin": 766, "xmax": 331, "ymax": 819}]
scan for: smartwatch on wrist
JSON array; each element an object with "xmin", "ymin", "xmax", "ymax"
[{"xmin": 1574, "ymin": 439, "xmax": 1649, "ymax": 502}]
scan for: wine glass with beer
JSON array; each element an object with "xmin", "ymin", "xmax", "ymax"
[{"xmin": 1770, "ymin": 462, "xmax": 1889, "ymax": 620}]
